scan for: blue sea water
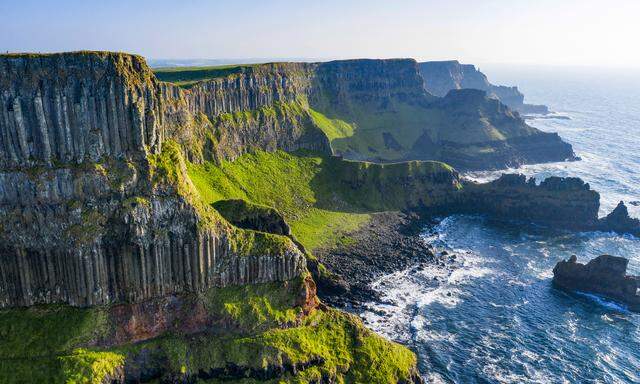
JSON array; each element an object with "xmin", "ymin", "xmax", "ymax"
[{"xmin": 362, "ymin": 66, "xmax": 640, "ymax": 383}]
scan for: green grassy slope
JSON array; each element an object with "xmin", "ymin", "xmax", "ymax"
[
  {"xmin": 187, "ymin": 150, "xmax": 371, "ymax": 251},
  {"xmin": 187, "ymin": 149, "xmax": 458, "ymax": 252},
  {"xmin": 154, "ymin": 64, "xmax": 261, "ymax": 88},
  {"xmin": 0, "ymin": 279, "xmax": 418, "ymax": 383}
]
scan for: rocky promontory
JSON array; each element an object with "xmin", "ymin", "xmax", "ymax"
[
  {"xmin": 553, "ymin": 255, "xmax": 640, "ymax": 311},
  {"xmin": 419, "ymin": 60, "xmax": 549, "ymax": 114}
]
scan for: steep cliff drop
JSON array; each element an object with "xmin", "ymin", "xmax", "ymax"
[
  {"xmin": 155, "ymin": 59, "xmax": 576, "ymax": 171},
  {"xmin": 419, "ymin": 60, "xmax": 550, "ymax": 114},
  {"xmin": 0, "ymin": 52, "xmax": 424, "ymax": 384},
  {"xmin": 0, "ymin": 51, "xmax": 604, "ymax": 383}
]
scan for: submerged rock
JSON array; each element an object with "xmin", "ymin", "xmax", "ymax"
[{"xmin": 552, "ymin": 255, "xmax": 640, "ymax": 311}]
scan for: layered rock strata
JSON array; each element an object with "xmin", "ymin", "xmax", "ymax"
[{"xmin": 553, "ymin": 255, "xmax": 640, "ymax": 311}]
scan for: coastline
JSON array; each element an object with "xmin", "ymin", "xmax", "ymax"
[{"xmin": 315, "ymin": 212, "xmax": 458, "ymax": 311}]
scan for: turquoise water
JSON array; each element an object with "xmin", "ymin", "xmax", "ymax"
[{"xmin": 362, "ymin": 66, "xmax": 640, "ymax": 383}]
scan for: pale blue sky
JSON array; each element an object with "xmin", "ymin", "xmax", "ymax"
[{"xmin": 2, "ymin": 0, "xmax": 639, "ymax": 67}]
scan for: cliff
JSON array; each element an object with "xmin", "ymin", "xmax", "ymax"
[
  {"xmin": 155, "ymin": 59, "xmax": 574, "ymax": 170},
  {"xmin": 419, "ymin": 60, "xmax": 549, "ymax": 114},
  {"xmin": 0, "ymin": 52, "xmax": 427, "ymax": 383},
  {"xmin": 0, "ymin": 53, "xmax": 308, "ymax": 309}
]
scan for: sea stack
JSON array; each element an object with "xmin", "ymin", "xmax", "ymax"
[{"xmin": 552, "ymin": 255, "xmax": 640, "ymax": 311}]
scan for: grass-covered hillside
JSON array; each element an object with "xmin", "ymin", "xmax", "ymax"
[
  {"xmin": 188, "ymin": 149, "xmax": 459, "ymax": 252},
  {"xmin": 0, "ymin": 277, "xmax": 419, "ymax": 383}
]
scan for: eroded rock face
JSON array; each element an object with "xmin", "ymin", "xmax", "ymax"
[
  {"xmin": 419, "ymin": 60, "xmax": 549, "ymax": 114},
  {"xmin": 553, "ymin": 255, "xmax": 640, "ymax": 311}
]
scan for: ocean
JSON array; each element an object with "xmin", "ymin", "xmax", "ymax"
[{"xmin": 362, "ymin": 65, "xmax": 640, "ymax": 383}]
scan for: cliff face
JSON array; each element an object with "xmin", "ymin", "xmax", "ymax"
[
  {"xmin": 0, "ymin": 52, "xmax": 162, "ymax": 169},
  {"xmin": 156, "ymin": 58, "xmax": 573, "ymax": 170},
  {"xmin": 0, "ymin": 53, "xmax": 307, "ymax": 309},
  {"xmin": 419, "ymin": 60, "xmax": 549, "ymax": 114},
  {"xmin": 160, "ymin": 63, "xmax": 332, "ymax": 162}
]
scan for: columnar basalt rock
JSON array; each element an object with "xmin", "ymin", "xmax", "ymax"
[
  {"xmin": 0, "ymin": 52, "xmax": 309, "ymax": 309},
  {"xmin": 0, "ymin": 52, "xmax": 162, "ymax": 169}
]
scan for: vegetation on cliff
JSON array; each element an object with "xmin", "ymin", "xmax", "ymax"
[
  {"xmin": 187, "ymin": 149, "xmax": 459, "ymax": 251},
  {"xmin": 0, "ymin": 277, "xmax": 418, "ymax": 383},
  {"xmin": 153, "ymin": 59, "xmax": 571, "ymax": 169}
]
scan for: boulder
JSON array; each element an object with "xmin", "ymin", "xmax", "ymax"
[{"xmin": 552, "ymin": 254, "xmax": 640, "ymax": 311}]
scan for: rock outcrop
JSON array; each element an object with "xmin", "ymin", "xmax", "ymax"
[
  {"xmin": 458, "ymin": 174, "xmax": 600, "ymax": 228},
  {"xmin": 553, "ymin": 255, "xmax": 640, "ymax": 311},
  {"xmin": 599, "ymin": 201, "xmax": 640, "ymax": 237},
  {"xmin": 419, "ymin": 60, "xmax": 549, "ymax": 114},
  {"xmin": 414, "ymin": 89, "xmax": 574, "ymax": 170},
  {"xmin": 451, "ymin": 174, "xmax": 640, "ymax": 237}
]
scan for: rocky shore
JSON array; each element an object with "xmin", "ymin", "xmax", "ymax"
[{"xmin": 315, "ymin": 212, "xmax": 455, "ymax": 310}]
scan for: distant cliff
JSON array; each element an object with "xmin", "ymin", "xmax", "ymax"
[
  {"xmin": 154, "ymin": 58, "xmax": 573, "ymax": 170},
  {"xmin": 419, "ymin": 60, "xmax": 549, "ymax": 114}
]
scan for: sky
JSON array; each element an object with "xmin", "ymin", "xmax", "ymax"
[{"xmin": 2, "ymin": 0, "xmax": 640, "ymax": 68}]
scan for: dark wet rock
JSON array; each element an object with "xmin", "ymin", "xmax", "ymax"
[
  {"xmin": 315, "ymin": 212, "xmax": 449, "ymax": 308},
  {"xmin": 553, "ymin": 255, "xmax": 640, "ymax": 311},
  {"xmin": 599, "ymin": 201, "xmax": 640, "ymax": 237},
  {"xmin": 455, "ymin": 174, "xmax": 601, "ymax": 229}
]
